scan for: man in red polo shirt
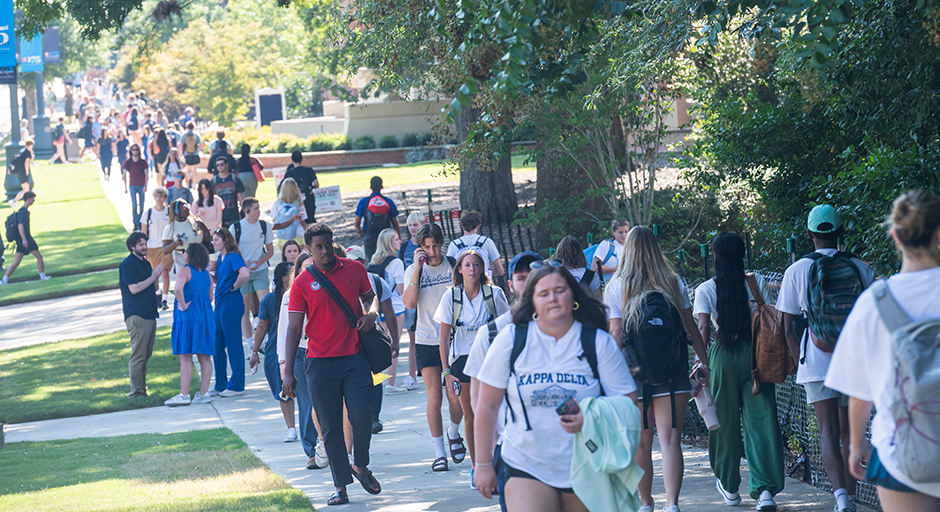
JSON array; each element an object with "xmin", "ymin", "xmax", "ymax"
[{"xmin": 282, "ymin": 223, "xmax": 383, "ymax": 507}]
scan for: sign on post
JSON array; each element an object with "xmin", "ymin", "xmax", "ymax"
[
  {"xmin": 19, "ymin": 34, "xmax": 43, "ymax": 73},
  {"xmin": 42, "ymin": 26, "xmax": 60, "ymax": 64},
  {"xmin": 312, "ymin": 185, "xmax": 343, "ymax": 212},
  {"xmin": 0, "ymin": 0, "xmax": 16, "ymax": 84}
]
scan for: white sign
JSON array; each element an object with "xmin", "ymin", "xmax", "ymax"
[{"xmin": 313, "ymin": 185, "xmax": 343, "ymax": 212}]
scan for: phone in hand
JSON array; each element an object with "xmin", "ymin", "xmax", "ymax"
[
  {"xmin": 452, "ymin": 379, "xmax": 462, "ymax": 397},
  {"xmin": 555, "ymin": 397, "xmax": 580, "ymax": 416}
]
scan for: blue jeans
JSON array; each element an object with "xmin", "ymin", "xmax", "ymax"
[
  {"xmin": 129, "ymin": 185, "xmax": 145, "ymax": 227},
  {"xmin": 263, "ymin": 338, "xmax": 318, "ymax": 457},
  {"xmin": 214, "ymin": 299, "xmax": 246, "ymax": 392}
]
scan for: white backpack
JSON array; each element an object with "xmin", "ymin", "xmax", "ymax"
[{"xmin": 871, "ymin": 280, "xmax": 940, "ymax": 484}]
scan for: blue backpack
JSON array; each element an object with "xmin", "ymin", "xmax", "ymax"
[
  {"xmin": 583, "ymin": 239, "xmax": 617, "ymax": 280},
  {"xmin": 275, "ymin": 203, "xmax": 300, "ymax": 240}
]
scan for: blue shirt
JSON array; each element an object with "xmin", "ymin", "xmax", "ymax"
[
  {"xmin": 355, "ymin": 193, "xmax": 399, "ymax": 233},
  {"xmin": 215, "ymin": 252, "xmax": 247, "ymax": 305},
  {"xmin": 119, "ymin": 254, "xmax": 160, "ymax": 321},
  {"xmin": 401, "ymin": 238, "xmax": 419, "ymax": 268},
  {"xmin": 258, "ymin": 292, "xmax": 279, "ymax": 350}
]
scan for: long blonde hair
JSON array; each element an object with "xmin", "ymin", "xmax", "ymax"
[
  {"xmin": 371, "ymin": 228, "xmax": 400, "ymax": 266},
  {"xmin": 614, "ymin": 226, "xmax": 683, "ymax": 335},
  {"xmin": 278, "ymin": 177, "xmax": 302, "ymax": 206}
]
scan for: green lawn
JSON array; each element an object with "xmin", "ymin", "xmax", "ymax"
[
  {"xmin": 0, "ymin": 429, "xmax": 315, "ymax": 511},
  {"xmin": 0, "ymin": 327, "xmax": 198, "ymax": 424},
  {"xmin": 0, "ymin": 268, "xmax": 118, "ymax": 307}
]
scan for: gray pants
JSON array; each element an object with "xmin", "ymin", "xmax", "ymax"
[{"xmin": 126, "ymin": 315, "xmax": 157, "ymax": 397}]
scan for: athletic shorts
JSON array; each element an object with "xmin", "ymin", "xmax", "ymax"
[
  {"xmin": 146, "ymin": 247, "xmax": 173, "ymax": 270},
  {"xmin": 14, "ymin": 173, "xmax": 27, "ymax": 185},
  {"xmin": 867, "ymin": 447, "xmax": 915, "ymax": 493},
  {"xmin": 803, "ymin": 381, "xmax": 849, "ymax": 406},
  {"xmin": 241, "ymin": 269, "xmax": 269, "ymax": 295},
  {"xmin": 184, "ymin": 154, "xmax": 200, "ymax": 166},
  {"xmin": 404, "ymin": 308, "xmax": 417, "ymax": 331},
  {"xmin": 416, "ymin": 343, "xmax": 442, "ymax": 373},
  {"xmin": 16, "ymin": 238, "xmax": 38, "ymax": 254},
  {"xmin": 450, "ymin": 355, "xmax": 471, "ymax": 383},
  {"xmin": 504, "ymin": 462, "xmax": 574, "ymax": 494},
  {"xmin": 636, "ymin": 358, "xmax": 691, "ymax": 400}
]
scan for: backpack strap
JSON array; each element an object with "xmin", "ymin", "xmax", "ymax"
[
  {"xmin": 378, "ymin": 256, "xmax": 395, "ymax": 278},
  {"xmin": 601, "ymin": 240, "xmax": 616, "ymax": 265},
  {"xmin": 398, "ymin": 241, "xmax": 408, "ymax": 261},
  {"xmin": 871, "ymin": 280, "xmax": 910, "ymax": 332},
  {"xmin": 260, "ymin": 220, "xmax": 268, "ymax": 254},
  {"xmin": 508, "ymin": 322, "xmax": 533, "ymax": 431},
  {"xmin": 578, "ymin": 326, "xmax": 604, "ymax": 396},
  {"xmin": 481, "ymin": 284, "xmax": 497, "ymax": 322},
  {"xmin": 370, "ymin": 273, "xmax": 386, "ymax": 301},
  {"xmin": 234, "ymin": 220, "xmax": 241, "ymax": 245},
  {"xmin": 454, "ymin": 239, "xmax": 466, "ymax": 250},
  {"xmin": 451, "ymin": 287, "xmax": 463, "ymax": 329},
  {"xmin": 745, "ymin": 273, "xmax": 766, "ymax": 306},
  {"xmin": 474, "ymin": 235, "xmax": 487, "ymax": 248},
  {"xmin": 580, "ymin": 269, "xmax": 596, "ymax": 286},
  {"xmin": 306, "ymin": 265, "xmax": 357, "ymax": 325},
  {"xmin": 487, "ymin": 319, "xmax": 499, "ymax": 345}
]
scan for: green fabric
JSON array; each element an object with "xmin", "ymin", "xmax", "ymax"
[
  {"xmin": 570, "ymin": 395, "xmax": 644, "ymax": 512},
  {"xmin": 707, "ymin": 342, "xmax": 785, "ymax": 499}
]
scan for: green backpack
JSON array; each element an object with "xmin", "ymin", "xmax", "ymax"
[{"xmin": 803, "ymin": 251, "xmax": 865, "ymax": 356}]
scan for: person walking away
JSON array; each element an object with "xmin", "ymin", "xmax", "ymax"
[
  {"xmin": 116, "ymin": 129, "xmax": 129, "ymax": 170},
  {"xmin": 167, "ymin": 170, "xmax": 193, "ymax": 205},
  {"xmin": 79, "ymin": 115, "xmax": 95, "ymax": 159},
  {"xmin": 123, "ymin": 144, "xmax": 149, "ymax": 231},
  {"xmin": 283, "ymin": 151, "xmax": 318, "ymax": 224},
  {"xmin": 435, "ymin": 249, "xmax": 510, "ymax": 485},
  {"xmin": 98, "ymin": 127, "xmax": 115, "ymax": 180},
  {"xmin": 208, "ymin": 129, "xmax": 232, "ymax": 154},
  {"xmin": 151, "ymin": 128, "xmax": 170, "ymax": 186},
  {"xmin": 776, "ymin": 204, "xmax": 874, "ymax": 512},
  {"xmin": 473, "ymin": 262, "xmax": 638, "ymax": 510},
  {"xmin": 161, "ymin": 199, "xmax": 208, "ymax": 276},
  {"xmin": 553, "ymin": 236, "xmax": 602, "ymax": 299},
  {"xmin": 398, "ymin": 212, "xmax": 425, "ymax": 391},
  {"xmin": 165, "ymin": 243, "xmax": 216, "ymax": 406},
  {"xmin": 207, "ymin": 140, "xmax": 237, "ymax": 176},
  {"xmin": 1, "ymin": 191, "xmax": 50, "ymax": 284},
  {"xmin": 192, "ymin": 179, "xmax": 223, "ymax": 231},
  {"xmin": 825, "ymin": 190, "xmax": 940, "ymax": 512},
  {"xmin": 49, "ymin": 117, "xmax": 71, "ymax": 165},
  {"xmin": 141, "ymin": 187, "xmax": 172, "ymax": 309},
  {"xmin": 606, "ymin": 226, "xmax": 710, "ymax": 512},
  {"xmin": 7, "ymin": 140, "xmax": 34, "ymax": 209},
  {"xmin": 281, "ymin": 223, "xmax": 385, "ymax": 506},
  {"xmin": 446, "ymin": 210, "xmax": 504, "ymax": 283},
  {"xmin": 179, "ymin": 121, "xmax": 201, "ymax": 187},
  {"xmin": 237, "ymin": 143, "xmax": 262, "ymax": 199},
  {"xmin": 370, "ymin": 228, "xmax": 408, "ymax": 393},
  {"xmin": 211, "ymin": 157, "xmax": 244, "ymax": 228},
  {"xmin": 209, "ymin": 228, "xmax": 249, "ymax": 397},
  {"xmin": 590, "ymin": 218, "xmax": 630, "ymax": 282},
  {"xmin": 271, "ymin": 177, "xmax": 307, "ymax": 247},
  {"xmin": 402, "ymin": 223, "xmax": 464, "ymax": 472},
  {"xmin": 355, "ymin": 176, "xmax": 400, "ymax": 261},
  {"xmin": 141, "ymin": 124, "xmax": 154, "ymax": 177},
  {"xmin": 119, "ymin": 232, "xmax": 163, "ymax": 397},
  {"xmin": 230, "ymin": 197, "xmax": 274, "ymax": 355},
  {"xmin": 694, "ymin": 232, "xmax": 784, "ymax": 510}
]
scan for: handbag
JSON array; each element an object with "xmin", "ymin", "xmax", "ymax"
[
  {"xmin": 251, "ymin": 158, "xmax": 265, "ymax": 182},
  {"xmin": 305, "ymin": 265, "xmax": 392, "ymax": 373}
]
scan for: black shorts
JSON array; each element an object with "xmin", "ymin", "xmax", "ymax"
[
  {"xmin": 17, "ymin": 238, "xmax": 38, "ymax": 254},
  {"xmin": 13, "ymin": 172, "xmax": 27, "ymax": 185},
  {"xmin": 416, "ymin": 343, "xmax": 442, "ymax": 373},
  {"xmin": 450, "ymin": 355, "xmax": 471, "ymax": 383},
  {"xmin": 504, "ymin": 462, "xmax": 574, "ymax": 493},
  {"xmin": 184, "ymin": 154, "xmax": 200, "ymax": 166}
]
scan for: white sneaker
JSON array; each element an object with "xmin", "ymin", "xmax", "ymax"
[
  {"xmin": 403, "ymin": 376, "xmax": 417, "ymax": 390},
  {"xmin": 386, "ymin": 384, "xmax": 408, "ymax": 395},
  {"xmin": 315, "ymin": 440, "xmax": 330, "ymax": 468},
  {"xmin": 717, "ymin": 479, "xmax": 742, "ymax": 506},
  {"xmin": 192, "ymin": 392, "xmax": 212, "ymax": 404},
  {"xmin": 284, "ymin": 427, "xmax": 298, "ymax": 443},
  {"xmin": 252, "ymin": 316, "xmax": 259, "ymax": 331},
  {"xmin": 39, "ymin": 275, "xmax": 51, "ymax": 281},
  {"xmin": 219, "ymin": 389, "xmax": 243, "ymax": 397},
  {"xmin": 665, "ymin": 506, "xmax": 681, "ymax": 512},
  {"xmin": 756, "ymin": 490, "xmax": 776, "ymax": 511},
  {"xmin": 638, "ymin": 507, "xmax": 653, "ymax": 512},
  {"xmin": 207, "ymin": 389, "xmax": 220, "ymax": 396},
  {"xmin": 164, "ymin": 393, "xmax": 191, "ymax": 406},
  {"xmin": 9, "ymin": 200, "xmax": 17, "ymax": 209}
]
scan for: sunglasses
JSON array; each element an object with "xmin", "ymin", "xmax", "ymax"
[{"xmin": 529, "ymin": 259, "xmax": 564, "ymax": 270}]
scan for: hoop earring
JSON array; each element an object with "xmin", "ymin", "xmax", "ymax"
[
  {"xmin": 573, "ymin": 301, "xmax": 580, "ymax": 311},
  {"xmin": 532, "ymin": 312, "xmax": 539, "ymax": 321}
]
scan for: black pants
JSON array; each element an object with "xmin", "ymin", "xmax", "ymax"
[{"xmin": 304, "ymin": 351, "xmax": 374, "ymax": 488}]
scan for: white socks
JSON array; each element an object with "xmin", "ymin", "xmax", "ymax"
[
  {"xmin": 447, "ymin": 420, "xmax": 460, "ymax": 439},
  {"xmin": 834, "ymin": 488, "xmax": 849, "ymax": 510},
  {"xmin": 39, "ymin": 272, "xmax": 48, "ymax": 279},
  {"xmin": 432, "ymin": 436, "xmax": 446, "ymax": 459}
]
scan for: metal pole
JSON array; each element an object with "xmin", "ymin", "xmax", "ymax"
[
  {"xmin": 5, "ymin": 83, "xmax": 22, "ymax": 166},
  {"xmin": 745, "ymin": 231, "xmax": 754, "ymax": 270},
  {"xmin": 677, "ymin": 249, "xmax": 687, "ymax": 279},
  {"xmin": 787, "ymin": 237, "xmax": 796, "ymax": 264},
  {"xmin": 701, "ymin": 243, "xmax": 710, "ymax": 280},
  {"xmin": 32, "ymin": 71, "xmax": 53, "ymax": 158}
]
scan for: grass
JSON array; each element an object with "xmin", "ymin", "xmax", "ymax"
[
  {"xmin": 0, "ymin": 429, "xmax": 315, "ymax": 511},
  {"xmin": 0, "ymin": 327, "xmax": 199, "ymax": 424},
  {"xmin": 0, "ymin": 268, "xmax": 118, "ymax": 307}
]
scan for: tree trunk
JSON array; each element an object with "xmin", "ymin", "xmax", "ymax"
[
  {"xmin": 23, "ymin": 80, "xmax": 36, "ymax": 136},
  {"xmin": 535, "ymin": 149, "xmax": 609, "ymax": 249},
  {"xmin": 455, "ymin": 101, "xmax": 518, "ymax": 221}
]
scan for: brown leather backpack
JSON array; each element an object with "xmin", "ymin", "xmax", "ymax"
[{"xmin": 746, "ymin": 273, "xmax": 797, "ymax": 395}]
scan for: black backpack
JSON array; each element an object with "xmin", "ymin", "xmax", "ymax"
[
  {"xmin": 367, "ymin": 255, "xmax": 396, "ymax": 282},
  {"xmin": 5, "ymin": 211, "xmax": 19, "ymax": 243},
  {"xmin": 622, "ymin": 291, "xmax": 687, "ymax": 429},
  {"xmin": 580, "ymin": 269, "xmax": 597, "ymax": 288},
  {"xmin": 363, "ymin": 195, "xmax": 392, "ymax": 237}
]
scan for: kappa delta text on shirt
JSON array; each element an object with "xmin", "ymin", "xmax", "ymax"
[{"xmin": 517, "ymin": 369, "xmax": 594, "ymax": 409}]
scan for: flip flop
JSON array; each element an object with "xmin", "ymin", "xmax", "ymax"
[
  {"xmin": 327, "ymin": 490, "xmax": 348, "ymax": 506},
  {"xmin": 448, "ymin": 435, "xmax": 467, "ymax": 464},
  {"xmin": 432, "ymin": 456, "xmax": 448, "ymax": 472},
  {"xmin": 352, "ymin": 467, "xmax": 381, "ymax": 495}
]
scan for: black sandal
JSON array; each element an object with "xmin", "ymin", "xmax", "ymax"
[
  {"xmin": 327, "ymin": 490, "xmax": 348, "ymax": 505},
  {"xmin": 352, "ymin": 467, "xmax": 382, "ymax": 495},
  {"xmin": 449, "ymin": 435, "xmax": 467, "ymax": 464},
  {"xmin": 431, "ymin": 456, "xmax": 448, "ymax": 472}
]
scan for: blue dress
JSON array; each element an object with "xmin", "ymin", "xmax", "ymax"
[{"xmin": 171, "ymin": 266, "xmax": 215, "ymax": 355}]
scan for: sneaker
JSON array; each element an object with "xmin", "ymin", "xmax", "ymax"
[
  {"xmin": 219, "ymin": 389, "xmax": 243, "ymax": 397},
  {"xmin": 314, "ymin": 440, "xmax": 330, "ymax": 468},
  {"xmin": 284, "ymin": 427, "xmax": 298, "ymax": 443},
  {"xmin": 161, "ymin": 299, "xmax": 169, "ymax": 311},
  {"xmin": 39, "ymin": 275, "xmax": 51, "ymax": 281},
  {"xmin": 756, "ymin": 490, "xmax": 776, "ymax": 511},
  {"xmin": 664, "ymin": 507, "xmax": 681, "ymax": 512},
  {"xmin": 717, "ymin": 479, "xmax": 742, "ymax": 506},
  {"xmin": 403, "ymin": 375, "xmax": 417, "ymax": 390},
  {"xmin": 8, "ymin": 200, "xmax": 16, "ymax": 209},
  {"xmin": 251, "ymin": 316, "xmax": 259, "ymax": 331},
  {"xmin": 638, "ymin": 507, "xmax": 653, "ymax": 512},
  {"xmin": 207, "ymin": 389, "xmax": 221, "ymax": 396},
  {"xmin": 372, "ymin": 419, "xmax": 383, "ymax": 434},
  {"xmin": 192, "ymin": 392, "xmax": 212, "ymax": 404},
  {"xmin": 386, "ymin": 384, "xmax": 408, "ymax": 395},
  {"xmin": 164, "ymin": 393, "xmax": 191, "ymax": 406}
]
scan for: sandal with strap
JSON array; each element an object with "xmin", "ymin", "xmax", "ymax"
[
  {"xmin": 431, "ymin": 456, "xmax": 448, "ymax": 472},
  {"xmin": 352, "ymin": 467, "xmax": 382, "ymax": 495},
  {"xmin": 327, "ymin": 490, "xmax": 348, "ymax": 506},
  {"xmin": 449, "ymin": 435, "xmax": 467, "ymax": 464}
]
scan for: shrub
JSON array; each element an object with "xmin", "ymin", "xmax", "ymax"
[
  {"xmin": 379, "ymin": 135, "xmax": 399, "ymax": 148},
  {"xmin": 335, "ymin": 139, "xmax": 352, "ymax": 151},
  {"xmin": 309, "ymin": 138, "xmax": 333, "ymax": 152},
  {"xmin": 419, "ymin": 132, "xmax": 434, "ymax": 146},
  {"xmin": 353, "ymin": 135, "xmax": 376, "ymax": 150},
  {"xmin": 401, "ymin": 133, "xmax": 419, "ymax": 147}
]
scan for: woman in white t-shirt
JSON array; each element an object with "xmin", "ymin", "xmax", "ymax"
[
  {"xmin": 161, "ymin": 199, "xmax": 208, "ymax": 273},
  {"xmin": 372, "ymin": 228, "xmax": 409, "ymax": 393},
  {"xmin": 474, "ymin": 261, "xmax": 637, "ymax": 509},
  {"xmin": 605, "ymin": 226, "xmax": 710, "ymax": 512},
  {"xmin": 825, "ymin": 190, "xmax": 940, "ymax": 512},
  {"xmin": 590, "ymin": 218, "xmax": 629, "ymax": 281},
  {"xmin": 435, "ymin": 249, "xmax": 510, "ymax": 480},
  {"xmin": 693, "ymin": 232, "xmax": 782, "ymax": 510},
  {"xmin": 553, "ymin": 236, "xmax": 601, "ymax": 298}
]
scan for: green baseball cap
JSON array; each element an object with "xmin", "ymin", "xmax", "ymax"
[{"xmin": 807, "ymin": 204, "xmax": 840, "ymax": 234}]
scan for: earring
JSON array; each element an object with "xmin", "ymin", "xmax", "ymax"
[
  {"xmin": 573, "ymin": 301, "xmax": 580, "ymax": 311},
  {"xmin": 532, "ymin": 312, "xmax": 539, "ymax": 321}
]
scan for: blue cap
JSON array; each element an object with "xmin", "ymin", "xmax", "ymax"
[{"xmin": 508, "ymin": 251, "xmax": 543, "ymax": 275}]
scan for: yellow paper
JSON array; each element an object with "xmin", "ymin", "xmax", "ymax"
[{"xmin": 372, "ymin": 373, "xmax": 391, "ymax": 385}]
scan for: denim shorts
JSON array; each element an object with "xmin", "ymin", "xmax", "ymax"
[
  {"xmin": 866, "ymin": 446, "xmax": 915, "ymax": 493},
  {"xmin": 803, "ymin": 381, "xmax": 849, "ymax": 406}
]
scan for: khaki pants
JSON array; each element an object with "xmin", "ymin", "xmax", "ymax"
[{"xmin": 126, "ymin": 315, "xmax": 157, "ymax": 396}]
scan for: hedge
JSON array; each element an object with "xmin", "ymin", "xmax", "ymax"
[{"xmin": 221, "ymin": 127, "xmax": 349, "ymax": 154}]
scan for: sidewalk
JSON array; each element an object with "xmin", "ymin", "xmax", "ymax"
[{"xmin": 4, "ymin": 345, "xmax": 872, "ymax": 512}]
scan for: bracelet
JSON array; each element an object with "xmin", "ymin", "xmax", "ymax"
[
  {"xmin": 442, "ymin": 369, "xmax": 452, "ymax": 377},
  {"xmin": 252, "ymin": 351, "xmax": 259, "ymax": 355},
  {"xmin": 475, "ymin": 462, "xmax": 492, "ymax": 467},
  {"xmin": 278, "ymin": 360, "xmax": 286, "ymax": 365}
]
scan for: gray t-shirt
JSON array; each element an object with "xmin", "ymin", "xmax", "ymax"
[{"xmin": 229, "ymin": 218, "xmax": 274, "ymax": 270}]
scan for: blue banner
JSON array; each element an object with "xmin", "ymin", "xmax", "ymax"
[
  {"xmin": 0, "ymin": 0, "xmax": 15, "ymax": 68},
  {"xmin": 42, "ymin": 26, "xmax": 60, "ymax": 64},
  {"xmin": 20, "ymin": 34, "xmax": 43, "ymax": 72}
]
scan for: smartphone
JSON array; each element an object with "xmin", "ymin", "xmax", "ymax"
[
  {"xmin": 555, "ymin": 397, "xmax": 580, "ymax": 416},
  {"xmin": 421, "ymin": 256, "xmax": 429, "ymax": 265},
  {"xmin": 452, "ymin": 379, "xmax": 462, "ymax": 397}
]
